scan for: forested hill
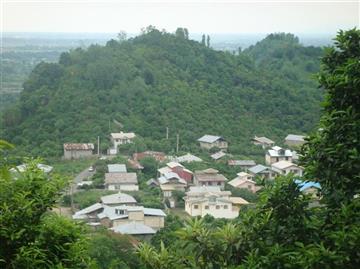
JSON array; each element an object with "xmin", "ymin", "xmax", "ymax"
[{"xmin": 2, "ymin": 28, "xmax": 324, "ymax": 157}]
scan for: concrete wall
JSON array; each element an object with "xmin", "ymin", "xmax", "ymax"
[
  {"xmin": 64, "ymin": 150, "xmax": 93, "ymax": 160},
  {"xmin": 106, "ymin": 184, "xmax": 139, "ymax": 191},
  {"xmin": 186, "ymin": 201, "xmax": 237, "ymax": 219}
]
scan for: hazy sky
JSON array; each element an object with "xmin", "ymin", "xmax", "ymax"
[{"xmin": 2, "ymin": 0, "xmax": 359, "ymax": 34}]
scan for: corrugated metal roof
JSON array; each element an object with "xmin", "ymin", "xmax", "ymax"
[
  {"xmin": 252, "ymin": 136, "xmax": 274, "ymax": 144},
  {"xmin": 143, "ymin": 208, "xmax": 166, "ymax": 217},
  {"xmin": 271, "ymin": 160, "xmax": 298, "ymax": 170},
  {"xmin": 211, "ymin": 151, "xmax": 226, "ymax": 160},
  {"xmin": 111, "ymin": 132, "xmax": 136, "ymax": 139},
  {"xmin": 72, "ymin": 203, "xmax": 103, "ymax": 220},
  {"xmin": 228, "ymin": 160, "xmax": 256, "ymax": 166},
  {"xmin": 107, "ymin": 164, "xmax": 127, "ymax": 173},
  {"xmin": 63, "ymin": 143, "xmax": 94, "ymax": 150},
  {"xmin": 198, "ymin": 135, "xmax": 223, "ymax": 143},
  {"xmin": 248, "ymin": 164, "xmax": 270, "ymax": 174},
  {"xmin": 100, "ymin": 192, "xmax": 137, "ymax": 205},
  {"xmin": 285, "ymin": 134, "xmax": 305, "ymax": 141},
  {"xmin": 295, "ymin": 180, "xmax": 321, "ymax": 191},
  {"xmin": 112, "ymin": 222, "xmax": 156, "ymax": 235},
  {"xmin": 105, "ymin": 173, "xmax": 138, "ymax": 184},
  {"xmin": 176, "ymin": 153, "xmax": 202, "ymax": 163}
]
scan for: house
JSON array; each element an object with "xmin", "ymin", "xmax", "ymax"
[
  {"xmin": 211, "ymin": 151, "xmax": 227, "ymax": 161},
  {"xmin": 133, "ymin": 151, "xmax": 166, "ymax": 162},
  {"xmin": 193, "ymin": 168, "xmax": 227, "ymax": 190},
  {"xmin": 111, "ymin": 222, "xmax": 156, "ymax": 239},
  {"xmin": 228, "ymin": 172, "xmax": 259, "ymax": 193},
  {"xmin": 107, "ymin": 164, "xmax": 127, "ymax": 173},
  {"xmin": 295, "ymin": 180, "xmax": 321, "ymax": 200},
  {"xmin": 109, "ymin": 132, "xmax": 136, "ymax": 155},
  {"xmin": 184, "ymin": 186, "xmax": 245, "ymax": 219},
  {"xmin": 285, "ymin": 134, "xmax": 306, "ymax": 147},
  {"xmin": 100, "ymin": 192, "xmax": 137, "ymax": 206},
  {"xmin": 158, "ymin": 162, "xmax": 193, "ymax": 184},
  {"xmin": 72, "ymin": 192, "xmax": 166, "ymax": 234},
  {"xmin": 198, "ymin": 135, "xmax": 228, "ymax": 150},
  {"xmin": 158, "ymin": 172, "xmax": 187, "ymax": 199},
  {"xmin": 271, "ymin": 160, "xmax": 304, "ymax": 177},
  {"xmin": 265, "ymin": 146, "xmax": 293, "ymax": 165},
  {"xmin": 175, "ymin": 153, "xmax": 203, "ymax": 163},
  {"xmin": 229, "ymin": 197, "xmax": 250, "ymax": 212},
  {"xmin": 248, "ymin": 164, "xmax": 278, "ymax": 180},
  {"xmin": 73, "ymin": 192, "xmax": 137, "ymax": 221},
  {"xmin": 146, "ymin": 178, "xmax": 159, "ymax": 187},
  {"xmin": 10, "ymin": 163, "xmax": 53, "ymax": 174},
  {"xmin": 227, "ymin": 160, "xmax": 256, "ymax": 170},
  {"xmin": 98, "ymin": 205, "xmax": 166, "ymax": 230},
  {"xmin": 104, "ymin": 172, "xmax": 139, "ymax": 191},
  {"xmin": 252, "ymin": 136, "xmax": 275, "ymax": 148},
  {"xmin": 63, "ymin": 143, "xmax": 94, "ymax": 160}
]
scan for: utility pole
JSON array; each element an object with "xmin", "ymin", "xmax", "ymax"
[
  {"xmin": 97, "ymin": 136, "xmax": 100, "ymax": 156},
  {"xmin": 108, "ymin": 119, "xmax": 111, "ymax": 133},
  {"xmin": 176, "ymin": 133, "xmax": 179, "ymax": 153},
  {"xmin": 166, "ymin": 127, "xmax": 169, "ymax": 139}
]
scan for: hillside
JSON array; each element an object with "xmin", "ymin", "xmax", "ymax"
[{"xmin": 2, "ymin": 28, "xmax": 324, "ymax": 157}]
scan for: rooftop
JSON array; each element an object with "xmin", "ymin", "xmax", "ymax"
[
  {"xmin": 271, "ymin": 160, "xmax": 299, "ymax": 170},
  {"xmin": 176, "ymin": 153, "xmax": 203, "ymax": 163},
  {"xmin": 248, "ymin": 164, "xmax": 271, "ymax": 174},
  {"xmin": 100, "ymin": 192, "xmax": 137, "ymax": 205},
  {"xmin": 104, "ymin": 173, "xmax": 138, "ymax": 184},
  {"xmin": 112, "ymin": 222, "xmax": 156, "ymax": 235},
  {"xmin": 194, "ymin": 169, "xmax": 227, "ymax": 182},
  {"xmin": 111, "ymin": 132, "xmax": 136, "ymax": 139},
  {"xmin": 63, "ymin": 143, "xmax": 94, "ymax": 150},
  {"xmin": 285, "ymin": 134, "xmax": 306, "ymax": 141},
  {"xmin": 211, "ymin": 151, "xmax": 227, "ymax": 160},
  {"xmin": 252, "ymin": 136, "xmax": 274, "ymax": 144},
  {"xmin": 228, "ymin": 160, "xmax": 256, "ymax": 166},
  {"xmin": 198, "ymin": 135, "xmax": 224, "ymax": 143},
  {"xmin": 107, "ymin": 164, "xmax": 127, "ymax": 173}
]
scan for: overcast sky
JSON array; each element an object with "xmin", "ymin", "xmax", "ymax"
[{"xmin": 2, "ymin": 0, "xmax": 359, "ymax": 34}]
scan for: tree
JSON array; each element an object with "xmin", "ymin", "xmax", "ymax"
[
  {"xmin": 201, "ymin": 34, "xmax": 206, "ymax": 46},
  {"xmin": 206, "ymin": 35, "xmax": 210, "ymax": 48},
  {"xmin": 0, "ymin": 155, "xmax": 93, "ymax": 268},
  {"xmin": 301, "ymin": 29, "xmax": 360, "ymax": 208}
]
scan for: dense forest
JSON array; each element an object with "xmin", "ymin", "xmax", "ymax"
[{"xmin": 2, "ymin": 27, "xmax": 324, "ymax": 157}]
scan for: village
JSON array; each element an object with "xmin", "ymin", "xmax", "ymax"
[{"xmin": 18, "ymin": 131, "xmax": 314, "ymax": 240}]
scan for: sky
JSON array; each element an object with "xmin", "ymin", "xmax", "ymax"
[{"xmin": 1, "ymin": 0, "xmax": 359, "ymax": 35}]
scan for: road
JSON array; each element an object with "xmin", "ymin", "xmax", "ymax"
[{"xmin": 72, "ymin": 167, "xmax": 95, "ymax": 193}]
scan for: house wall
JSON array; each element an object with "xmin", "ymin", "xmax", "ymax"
[
  {"xmin": 64, "ymin": 149, "xmax": 93, "ymax": 160},
  {"xmin": 285, "ymin": 140, "xmax": 305, "ymax": 147},
  {"xmin": 265, "ymin": 154, "xmax": 292, "ymax": 165},
  {"xmin": 144, "ymin": 216, "xmax": 165, "ymax": 229},
  {"xmin": 100, "ymin": 218, "xmax": 111, "ymax": 227},
  {"xmin": 196, "ymin": 181, "xmax": 225, "ymax": 190},
  {"xmin": 128, "ymin": 211, "xmax": 144, "ymax": 221},
  {"xmin": 199, "ymin": 141, "xmax": 228, "ymax": 150},
  {"xmin": 236, "ymin": 181, "xmax": 257, "ymax": 193},
  {"xmin": 185, "ymin": 201, "xmax": 237, "ymax": 219},
  {"xmin": 106, "ymin": 184, "xmax": 139, "ymax": 191}
]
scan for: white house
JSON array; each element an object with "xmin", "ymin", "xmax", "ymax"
[
  {"xmin": 271, "ymin": 160, "xmax": 304, "ymax": 177},
  {"xmin": 109, "ymin": 132, "xmax": 136, "ymax": 155},
  {"xmin": 265, "ymin": 146, "xmax": 293, "ymax": 165},
  {"xmin": 285, "ymin": 134, "xmax": 306, "ymax": 147},
  {"xmin": 100, "ymin": 192, "xmax": 137, "ymax": 206},
  {"xmin": 198, "ymin": 135, "xmax": 228, "ymax": 150},
  {"xmin": 228, "ymin": 172, "xmax": 259, "ymax": 193},
  {"xmin": 104, "ymin": 172, "xmax": 139, "ymax": 191},
  {"xmin": 158, "ymin": 172, "xmax": 187, "ymax": 199},
  {"xmin": 184, "ymin": 186, "xmax": 248, "ymax": 219}
]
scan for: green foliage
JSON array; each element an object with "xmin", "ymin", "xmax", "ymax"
[
  {"xmin": 139, "ymin": 156, "xmax": 159, "ymax": 178},
  {"xmin": 301, "ymin": 28, "xmax": 360, "ymax": 208},
  {"xmin": 3, "ymin": 28, "xmax": 323, "ymax": 158},
  {"xmin": 0, "ymin": 158, "xmax": 92, "ymax": 268},
  {"xmin": 62, "ymin": 189, "xmax": 116, "ymax": 209}
]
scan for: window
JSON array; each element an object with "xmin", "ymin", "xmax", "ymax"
[
  {"xmin": 194, "ymin": 205, "xmax": 199, "ymax": 209},
  {"xmin": 115, "ymin": 209, "xmax": 125, "ymax": 215},
  {"xmin": 205, "ymin": 205, "xmax": 209, "ymax": 210},
  {"xmin": 285, "ymin": 157, "xmax": 289, "ymax": 160},
  {"xmin": 224, "ymin": 205, "xmax": 228, "ymax": 209},
  {"xmin": 217, "ymin": 182, "xmax": 221, "ymax": 186},
  {"xmin": 216, "ymin": 205, "xmax": 220, "ymax": 209}
]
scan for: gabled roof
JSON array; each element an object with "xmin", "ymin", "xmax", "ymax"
[
  {"xmin": 194, "ymin": 169, "xmax": 227, "ymax": 182},
  {"xmin": 158, "ymin": 172, "xmax": 187, "ymax": 185},
  {"xmin": 237, "ymin": 172, "xmax": 252, "ymax": 177},
  {"xmin": 252, "ymin": 136, "xmax": 274, "ymax": 144},
  {"xmin": 248, "ymin": 164, "xmax": 271, "ymax": 174},
  {"xmin": 72, "ymin": 203, "xmax": 103, "ymax": 220},
  {"xmin": 107, "ymin": 164, "xmax": 127, "ymax": 173},
  {"xmin": 211, "ymin": 151, "xmax": 227, "ymax": 160},
  {"xmin": 112, "ymin": 222, "xmax": 156, "ymax": 235},
  {"xmin": 111, "ymin": 132, "xmax": 136, "ymax": 139},
  {"xmin": 158, "ymin": 166, "xmax": 172, "ymax": 174},
  {"xmin": 295, "ymin": 180, "xmax": 321, "ymax": 191},
  {"xmin": 229, "ymin": 197, "xmax": 250, "ymax": 205},
  {"xmin": 198, "ymin": 168, "xmax": 219, "ymax": 174},
  {"xmin": 100, "ymin": 192, "xmax": 137, "ymax": 205},
  {"xmin": 146, "ymin": 178, "xmax": 159, "ymax": 186},
  {"xmin": 228, "ymin": 178, "xmax": 256, "ymax": 188},
  {"xmin": 167, "ymin": 161, "xmax": 184, "ymax": 169},
  {"xmin": 176, "ymin": 153, "xmax": 203, "ymax": 163},
  {"xmin": 285, "ymin": 134, "xmax": 305, "ymax": 141},
  {"xmin": 228, "ymin": 160, "xmax": 256, "ymax": 166},
  {"xmin": 198, "ymin": 135, "xmax": 224, "ymax": 143},
  {"xmin": 271, "ymin": 160, "xmax": 300, "ymax": 170},
  {"xmin": 104, "ymin": 173, "xmax": 138, "ymax": 184},
  {"xmin": 143, "ymin": 208, "xmax": 167, "ymax": 217},
  {"xmin": 63, "ymin": 143, "xmax": 94, "ymax": 151}
]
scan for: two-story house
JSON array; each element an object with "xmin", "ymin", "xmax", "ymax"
[
  {"xmin": 248, "ymin": 164, "xmax": 278, "ymax": 180},
  {"xmin": 109, "ymin": 132, "xmax": 136, "ymax": 154},
  {"xmin": 197, "ymin": 135, "xmax": 228, "ymax": 150},
  {"xmin": 271, "ymin": 160, "xmax": 304, "ymax": 177},
  {"xmin": 228, "ymin": 172, "xmax": 259, "ymax": 193},
  {"xmin": 193, "ymin": 168, "xmax": 227, "ymax": 190},
  {"xmin": 265, "ymin": 146, "xmax": 293, "ymax": 165}
]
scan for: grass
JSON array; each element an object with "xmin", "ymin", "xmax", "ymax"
[{"xmin": 50, "ymin": 157, "xmax": 97, "ymax": 177}]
